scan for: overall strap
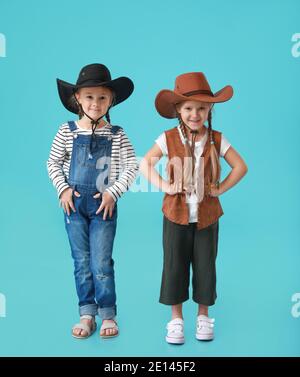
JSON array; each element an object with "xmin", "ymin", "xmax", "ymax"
[
  {"xmin": 111, "ymin": 125, "xmax": 121, "ymax": 135},
  {"xmin": 68, "ymin": 121, "xmax": 77, "ymax": 132}
]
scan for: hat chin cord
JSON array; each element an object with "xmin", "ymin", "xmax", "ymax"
[
  {"xmin": 75, "ymin": 97, "xmax": 112, "ymax": 137},
  {"xmin": 82, "ymin": 110, "xmax": 104, "ymax": 135},
  {"xmin": 75, "ymin": 97, "xmax": 103, "ymax": 129},
  {"xmin": 75, "ymin": 98, "xmax": 112, "ymax": 157}
]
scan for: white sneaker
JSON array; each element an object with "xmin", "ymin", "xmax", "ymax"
[
  {"xmin": 165, "ymin": 318, "xmax": 185, "ymax": 344},
  {"xmin": 196, "ymin": 315, "xmax": 215, "ymax": 341}
]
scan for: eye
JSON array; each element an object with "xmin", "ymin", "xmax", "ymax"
[
  {"xmin": 86, "ymin": 95, "xmax": 93, "ymax": 99},
  {"xmin": 185, "ymin": 107, "xmax": 192, "ymax": 111}
]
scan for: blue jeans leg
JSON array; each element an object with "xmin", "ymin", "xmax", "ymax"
[
  {"xmin": 89, "ymin": 209, "xmax": 117, "ymax": 320},
  {"xmin": 64, "ymin": 210, "xmax": 98, "ymax": 317}
]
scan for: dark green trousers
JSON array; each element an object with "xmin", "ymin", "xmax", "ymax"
[{"xmin": 159, "ymin": 216, "xmax": 219, "ymax": 306}]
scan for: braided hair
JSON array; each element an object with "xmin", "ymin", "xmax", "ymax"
[
  {"xmin": 207, "ymin": 108, "xmax": 221, "ymax": 186},
  {"xmin": 176, "ymin": 112, "xmax": 198, "ymax": 193},
  {"xmin": 177, "ymin": 107, "xmax": 221, "ymax": 189},
  {"xmin": 105, "ymin": 111, "xmax": 111, "ymax": 124}
]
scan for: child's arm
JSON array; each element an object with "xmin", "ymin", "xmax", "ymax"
[
  {"xmin": 105, "ymin": 129, "xmax": 139, "ymax": 202},
  {"xmin": 210, "ymin": 146, "xmax": 248, "ymax": 197},
  {"xmin": 94, "ymin": 129, "xmax": 139, "ymax": 221},
  {"xmin": 46, "ymin": 125, "xmax": 77, "ymax": 216},
  {"xmin": 140, "ymin": 143, "xmax": 180, "ymax": 194},
  {"xmin": 46, "ymin": 126, "xmax": 70, "ymax": 198}
]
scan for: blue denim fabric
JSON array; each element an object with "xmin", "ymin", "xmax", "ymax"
[{"xmin": 64, "ymin": 121, "xmax": 119, "ymax": 320}]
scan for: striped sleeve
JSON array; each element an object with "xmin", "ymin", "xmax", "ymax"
[
  {"xmin": 46, "ymin": 125, "xmax": 70, "ymax": 198},
  {"xmin": 106, "ymin": 129, "xmax": 139, "ymax": 201}
]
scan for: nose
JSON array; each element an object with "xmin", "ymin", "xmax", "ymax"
[
  {"xmin": 191, "ymin": 109, "xmax": 200, "ymax": 118},
  {"xmin": 91, "ymin": 99, "xmax": 100, "ymax": 107}
]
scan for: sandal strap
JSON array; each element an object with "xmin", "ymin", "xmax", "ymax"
[
  {"xmin": 72, "ymin": 322, "xmax": 92, "ymax": 335},
  {"xmin": 101, "ymin": 320, "xmax": 118, "ymax": 331}
]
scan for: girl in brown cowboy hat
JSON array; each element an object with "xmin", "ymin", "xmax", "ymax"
[
  {"xmin": 47, "ymin": 64, "xmax": 138, "ymax": 339},
  {"xmin": 140, "ymin": 72, "xmax": 247, "ymax": 344}
]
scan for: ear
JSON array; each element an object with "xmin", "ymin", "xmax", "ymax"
[
  {"xmin": 109, "ymin": 90, "xmax": 115, "ymax": 107},
  {"xmin": 74, "ymin": 90, "xmax": 80, "ymax": 102}
]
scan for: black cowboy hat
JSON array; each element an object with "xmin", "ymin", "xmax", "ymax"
[{"xmin": 57, "ymin": 63, "xmax": 134, "ymax": 114}]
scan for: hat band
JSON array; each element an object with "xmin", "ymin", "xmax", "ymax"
[
  {"xmin": 183, "ymin": 89, "xmax": 213, "ymax": 97},
  {"xmin": 76, "ymin": 78, "xmax": 109, "ymax": 86}
]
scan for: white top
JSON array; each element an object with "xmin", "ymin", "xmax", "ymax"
[{"xmin": 155, "ymin": 126, "xmax": 231, "ymax": 223}]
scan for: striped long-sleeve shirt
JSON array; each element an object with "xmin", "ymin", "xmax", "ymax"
[{"xmin": 47, "ymin": 121, "xmax": 139, "ymax": 200}]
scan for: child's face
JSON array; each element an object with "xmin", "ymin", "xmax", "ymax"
[
  {"xmin": 176, "ymin": 100, "xmax": 212, "ymax": 130},
  {"xmin": 75, "ymin": 86, "xmax": 113, "ymax": 120}
]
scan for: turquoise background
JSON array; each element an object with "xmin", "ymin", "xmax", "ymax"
[{"xmin": 0, "ymin": 0, "xmax": 299, "ymax": 356}]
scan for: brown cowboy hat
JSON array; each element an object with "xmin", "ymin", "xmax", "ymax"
[{"xmin": 155, "ymin": 72, "xmax": 233, "ymax": 119}]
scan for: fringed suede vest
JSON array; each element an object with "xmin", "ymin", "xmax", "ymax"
[{"xmin": 162, "ymin": 127, "xmax": 224, "ymax": 229}]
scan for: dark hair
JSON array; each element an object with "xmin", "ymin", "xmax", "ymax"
[{"xmin": 68, "ymin": 94, "xmax": 84, "ymax": 118}]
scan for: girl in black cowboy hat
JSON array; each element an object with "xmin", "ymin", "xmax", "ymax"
[
  {"xmin": 140, "ymin": 72, "xmax": 247, "ymax": 344},
  {"xmin": 47, "ymin": 64, "xmax": 138, "ymax": 339}
]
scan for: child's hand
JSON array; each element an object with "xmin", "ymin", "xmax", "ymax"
[
  {"xmin": 60, "ymin": 188, "xmax": 80, "ymax": 216},
  {"xmin": 209, "ymin": 183, "xmax": 221, "ymax": 197},
  {"xmin": 166, "ymin": 182, "xmax": 182, "ymax": 195},
  {"xmin": 94, "ymin": 191, "xmax": 115, "ymax": 220}
]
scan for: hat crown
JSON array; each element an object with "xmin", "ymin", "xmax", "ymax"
[
  {"xmin": 174, "ymin": 72, "xmax": 212, "ymax": 96},
  {"xmin": 76, "ymin": 64, "xmax": 111, "ymax": 85}
]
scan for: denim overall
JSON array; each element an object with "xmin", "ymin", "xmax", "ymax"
[{"xmin": 64, "ymin": 121, "xmax": 120, "ymax": 320}]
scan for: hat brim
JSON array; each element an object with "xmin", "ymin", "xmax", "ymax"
[
  {"xmin": 155, "ymin": 85, "xmax": 233, "ymax": 119},
  {"xmin": 57, "ymin": 77, "xmax": 134, "ymax": 114}
]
